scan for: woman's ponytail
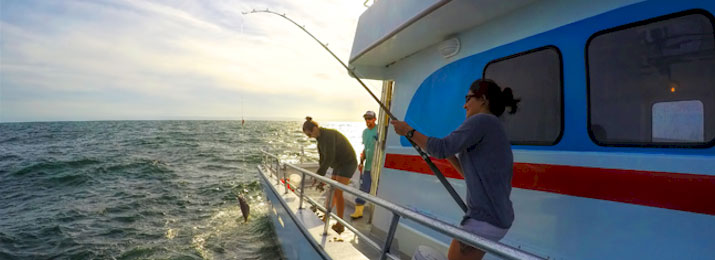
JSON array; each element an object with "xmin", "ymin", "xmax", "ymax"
[{"xmin": 501, "ymin": 87, "xmax": 520, "ymax": 115}]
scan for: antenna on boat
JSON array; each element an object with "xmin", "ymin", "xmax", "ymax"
[{"xmin": 242, "ymin": 9, "xmax": 468, "ymax": 213}]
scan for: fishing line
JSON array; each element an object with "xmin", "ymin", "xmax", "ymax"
[{"xmin": 241, "ymin": 9, "xmax": 467, "ymax": 213}]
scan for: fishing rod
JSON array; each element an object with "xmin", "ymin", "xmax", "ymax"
[{"xmin": 242, "ymin": 9, "xmax": 467, "ymax": 213}]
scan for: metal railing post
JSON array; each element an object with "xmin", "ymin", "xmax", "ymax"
[
  {"xmin": 274, "ymin": 159, "xmax": 280, "ymax": 186},
  {"xmin": 322, "ymin": 186, "xmax": 335, "ymax": 236},
  {"xmin": 283, "ymin": 164, "xmax": 289, "ymax": 194},
  {"xmin": 262, "ymin": 153, "xmax": 267, "ymax": 175},
  {"xmin": 299, "ymin": 172, "xmax": 306, "ymax": 209},
  {"xmin": 380, "ymin": 213, "xmax": 401, "ymax": 260}
]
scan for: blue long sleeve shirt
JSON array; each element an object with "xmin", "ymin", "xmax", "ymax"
[{"xmin": 426, "ymin": 114, "xmax": 514, "ymax": 229}]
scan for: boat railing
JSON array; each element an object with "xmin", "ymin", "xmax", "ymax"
[{"xmin": 260, "ymin": 150, "xmax": 544, "ymax": 260}]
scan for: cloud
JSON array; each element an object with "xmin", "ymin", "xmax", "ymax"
[{"xmin": 0, "ymin": 0, "xmax": 381, "ymax": 122}]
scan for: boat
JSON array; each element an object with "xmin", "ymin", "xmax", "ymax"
[{"xmin": 258, "ymin": 0, "xmax": 715, "ymax": 259}]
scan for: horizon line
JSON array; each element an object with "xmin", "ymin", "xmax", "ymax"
[{"xmin": 0, "ymin": 118, "xmax": 369, "ymax": 124}]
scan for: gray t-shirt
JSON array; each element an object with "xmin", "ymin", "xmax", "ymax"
[
  {"xmin": 426, "ymin": 114, "xmax": 514, "ymax": 229},
  {"xmin": 316, "ymin": 127, "xmax": 357, "ymax": 176}
]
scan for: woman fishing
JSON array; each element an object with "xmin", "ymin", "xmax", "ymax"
[
  {"xmin": 391, "ymin": 79, "xmax": 519, "ymax": 260},
  {"xmin": 303, "ymin": 116, "xmax": 357, "ymax": 234}
]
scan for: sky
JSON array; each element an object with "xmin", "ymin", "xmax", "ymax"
[{"xmin": 0, "ymin": 0, "xmax": 381, "ymax": 122}]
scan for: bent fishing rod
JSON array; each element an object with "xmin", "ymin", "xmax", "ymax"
[{"xmin": 242, "ymin": 9, "xmax": 467, "ymax": 213}]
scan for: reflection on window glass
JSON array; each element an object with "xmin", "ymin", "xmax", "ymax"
[
  {"xmin": 484, "ymin": 47, "xmax": 562, "ymax": 145},
  {"xmin": 652, "ymin": 100, "xmax": 704, "ymax": 142},
  {"xmin": 588, "ymin": 12, "xmax": 715, "ymax": 146}
]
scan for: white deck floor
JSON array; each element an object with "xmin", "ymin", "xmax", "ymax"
[{"xmin": 263, "ymin": 164, "xmax": 387, "ymax": 259}]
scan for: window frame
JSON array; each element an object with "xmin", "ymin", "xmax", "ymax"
[
  {"xmin": 585, "ymin": 9, "xmax": 715, "ymax": 148},
  {"xmin": 482, "ymin": 45, "xmax": 565, "ymax": 146}
]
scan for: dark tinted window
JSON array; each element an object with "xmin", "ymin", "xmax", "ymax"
[
  {"xmin": 587, "ymin": 11, "xmax": 715, "ymax": 147},
  {"xmin": 484, "ymin": 47, "xmax": 563, "ymax": 145}
]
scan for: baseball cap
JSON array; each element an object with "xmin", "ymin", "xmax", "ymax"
[{"xmin": 363, "ymin": 110, "xmax": 376, "ymax": 119}]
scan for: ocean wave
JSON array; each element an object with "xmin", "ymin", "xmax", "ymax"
[
  {"xmin": 239, "ymin": 154, "xmax": 264, "ymax": 164},
  {"xmin": 0, "ymin": 154, "xmax": 23, "ymax": 162},
  {"xmin": 0, "ymin": 231, "xmax": 20, "ymax": 259},
  {"xmin": 102, "ymin": 159, "xmax": 175, "ymax": 178},
  {"xmin": 110, "ymin": 214, "xmax": 140, "ymax": 224},
  {"xmin": 198, "ymin": 164, "xmax": 241, "ymax": 172},
  {"xmin": 54, "ymin": 209, "xmax": 88, "ymax": 223},
  {"xmin": 116, "ymin": 246, "xmax": 166, "ymax": 260},
  {"xmin": 11, "ymin": 158, "xmax": 101, "ymax": 176},
  {"xmin": 98, "ymin": 227, "xmax": 130, "ymax": 238},
  {"xmin": 226, "ymin": 215, "xmax": 284, "ymax": 259},
  {"xmin": 39, "ymin": 224, "xmax": 66, "ymax": 238},
  {"xmin": 208, "ymin": 155, "xmax": 243, "ymax": 164},
  {"xmin": 174, "ymin": 141, "xmax": 201, "ymax": 148},
  {"xmin": 104, "ymin": 200, "xmax": 144, "ymax": 215},
  {"xmin": 46, "ymin": 172, "xmax": 94, "ymax": 187},
  {"xmin": 0, "ymin": 136, "xmax": 22, "ymax": 144}
]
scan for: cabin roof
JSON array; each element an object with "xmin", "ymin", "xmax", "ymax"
[{"xmin": 348, "ymin": 0, "xmax": 538, "ymax": 72}]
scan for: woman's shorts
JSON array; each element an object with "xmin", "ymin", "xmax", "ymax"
[
  {"xmin": 332, "ymin": 162, "xmax": 357, "ymax": 178},
  {"xmin": 460, "ymin": 218, "xmax": 508, "ymax": 242}
]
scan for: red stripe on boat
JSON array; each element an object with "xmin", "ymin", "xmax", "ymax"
[{"xmin": 384, "ymin": 153, "xmax": 715, "ymax": 215}]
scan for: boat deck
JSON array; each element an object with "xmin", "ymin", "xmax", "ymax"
[{"xmin": 262, "ymin": 163, "xmax": 404, "ymax": 259}]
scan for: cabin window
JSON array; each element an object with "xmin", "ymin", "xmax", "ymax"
[
  {"xmin": 587, "ymin": 11, "xmax": 715, "ymax": 147},
  {"xmin": 484, "ymin": 46, "xmax": 563, "ymax": 145}
]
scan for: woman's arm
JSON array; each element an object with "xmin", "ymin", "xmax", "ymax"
[
  {"xmin": 316, "ymin": 130, "xmax": 337, "ymax": 176},
  {"xmin": 316, "ymin": 143, "xmax": 330, "ymax": 176},
  {"xmin": 391, "ymin": 116, "xmax": 487, "ymax": 158},
  {"xmin": 446, "ymin": 156, "xmax": 464, "ymax": 178}
]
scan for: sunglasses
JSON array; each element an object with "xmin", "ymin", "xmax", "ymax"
[{"xmin": 465, "ymin": 94, "xmax": 480, "ymax": 103}]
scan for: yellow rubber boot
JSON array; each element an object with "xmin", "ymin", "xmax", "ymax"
[{"xmin": 350, "ymin": 205, "xmax": 364, "ymax": 219}]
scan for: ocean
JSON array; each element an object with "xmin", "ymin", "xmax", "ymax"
[{"xmin": 0, "ymin": 120, "xmax": 366, "ymax": 260}]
